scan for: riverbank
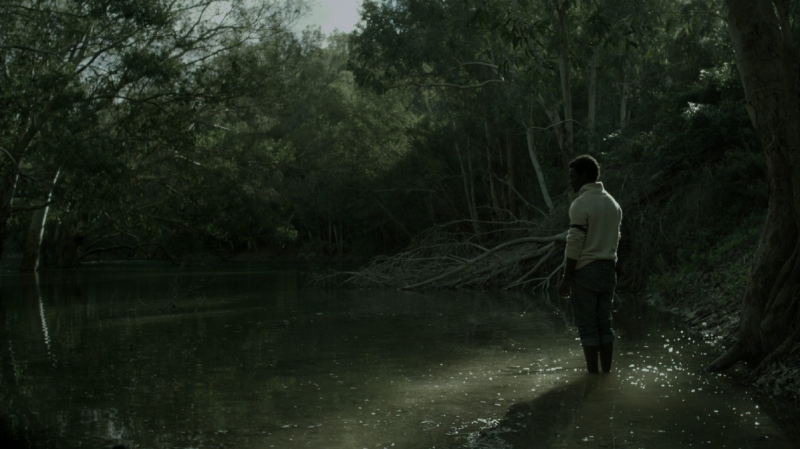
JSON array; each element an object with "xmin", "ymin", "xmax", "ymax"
[{"xmin": 647, "ymin": 219, "xmax": 800, "ymax": 401}]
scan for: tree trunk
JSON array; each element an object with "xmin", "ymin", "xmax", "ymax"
[
  {"xmin": 328, "ymin": 211, "xmax": 332, "ymax": 244},
  {"xmin": 21, "ymin": 170, "xmax": 60, "ymax": 272},
  {"xmin": 512, "ymin": 0, "xmax": 572, "ymax": 172},
  {"xmin": 538, "ymin": 95, "xmax": 572, "ymax": 175},
  {"xmin": 485, "ymin": 121, "xmax": 504, "ymax": 222},
  {"xmin": 336, "ymin": 219, "xmax": 343, "ymax": 257},
  {"xmin": 21, "ymin": 209, "xmax": 47, "ymax": 271},
  {"xmin": 556, "ymin": 1, "xmax": 574, "ymax": 158},
  {"xmin": 53, "ymin": 215, "xmax": 82, "ymax": 268},
  {"xmin": 587, "ymin": 45, "xmax": 600, "ymax": 153},
  {"xmin": 0, "ymin": 166, "xmax": 19, "ymax": 259},
  {"xmin": 619, "ymin": 67, "xmax": 629, "ymax": 129},
  {"xmin": 54, "ymin": 228, "xmax": 81, "ymax": 267},
  {"xmin": 425, "ymin": 196, "xmax": 436, "ymax": 223},
  {"xmin": 467, "ymin": 136, "xmax": 479, "ymax": 226},
  {"xmin": 506, "ymin": 129, "xmax": 517, "ymax": 216},
  {"xmin": 526, "ymin": 128, "xmax": 555, "ymax": 213},
  {"xmin": 456, "ymin": 132, "xmax": 482, "ymax": 237},
  {"xmin": 487, "ymin": 148, "xmax": 504, "ymax": 221},
  {"xmin": 0, "ymin": 102, "xmax": 57, "ymax": 260},
  {"xmin": 707, "ymin": 0, "xmax": 800, "ymax": 373}
]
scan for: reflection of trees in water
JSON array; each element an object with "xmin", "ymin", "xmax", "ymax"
[
  {"xmin": 0, "ymin": 271, "xmax": 300, "ymax": 448},
  {"xmin": 25, "ymin": 273, "xmax": 56, "ymax": 366},
  {"xmin": 1, "ymin": 277, "xmax": 46, "ymax": 448},
  {"xmin": 2, "ymin": 275, "xmax": 145, "ymax": 446}
]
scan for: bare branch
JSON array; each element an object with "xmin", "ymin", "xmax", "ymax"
[
  {"xmin": 413, "ymin": 79, "xmax": 511, "ymax": 90},
  {"xmin": 0, "ymin": 44, "xmax": 60, "ymax": 55},
  {"xmin": 11, "ymin": 201, "xmax": 56, "ymax": 213}
]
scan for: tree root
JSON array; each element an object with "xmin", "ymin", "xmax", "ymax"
[
  {"xmin": 744, "ymin": 324, "xmax": 800, "ymax": 382},
  {"xmin": 704, "ymin": 341, "xmax": 745, "ymax": 373},
  {"xmin": 706, "ymin": 244, "xmax": 800, "ymax": 380}
]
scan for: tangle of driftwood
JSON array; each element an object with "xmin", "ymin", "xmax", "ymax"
[{"xmin": 314, "ymin": 220, "xmax": 568, "ymax": 291}]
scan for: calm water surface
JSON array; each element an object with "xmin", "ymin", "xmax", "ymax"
[{"xmin": 0, "ymin": 265, "xmax": 797, "ymax": 448}]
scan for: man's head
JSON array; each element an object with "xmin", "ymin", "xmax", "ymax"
[{"xmin": 568, "ymin": 155, "xmax": 600, "ymax": 192}]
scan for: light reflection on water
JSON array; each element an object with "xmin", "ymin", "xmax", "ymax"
[{"xmin": 0, "ymin": 265, "xmax": 796, "ymax": 448}]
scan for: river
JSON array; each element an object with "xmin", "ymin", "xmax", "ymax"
[{"xmin": 0, "ymin": 264, "xmax": 797, "ymax": 448}]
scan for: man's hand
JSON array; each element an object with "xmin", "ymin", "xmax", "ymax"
[
  {"xmin": 560, "ymin": 257, "xmax": 578, "ymax": 298},
  {"xmin": 558, "ymin": 279, "xmax": 571, "ymax": 298}
]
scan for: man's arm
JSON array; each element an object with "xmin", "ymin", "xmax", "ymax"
[{"xmin": 559, "ymin": 199, "xmax": 587, "ymax": 297}]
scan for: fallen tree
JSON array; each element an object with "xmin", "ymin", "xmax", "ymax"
[{"xmin": 315, "ymin": 220, "xmax": 567, "ymax": 291}]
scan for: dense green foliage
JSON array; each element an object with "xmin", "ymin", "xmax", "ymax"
[
  {"xmin": 0, "ymin": 0, "xmax": 768, "ymax": 282},
  {"xmin": 1, "ymin": 1, "xmax": 420, "ymax": 263}
]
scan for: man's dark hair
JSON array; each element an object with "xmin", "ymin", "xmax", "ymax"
[{"xmin": 569, "ymin": 155, "xmax": 600, "ymax": 182}]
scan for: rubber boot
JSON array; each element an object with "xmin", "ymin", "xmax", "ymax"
[
  {"xmin": 600, "ymin": 342, "xmax": 613, "ymax": 373},
  {"xmin": 582, "ymin": 345, "xmax": 599, "ymax": 373}
]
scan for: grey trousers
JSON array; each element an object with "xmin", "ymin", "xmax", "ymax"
[{"xmin": 571, "ymin": 259, "xmax": 616, "ymax": 346}]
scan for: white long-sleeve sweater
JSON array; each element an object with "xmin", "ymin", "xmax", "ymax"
[{"xmin": 565, "ymin": 182, "xmax": 623, "ymax": 270}]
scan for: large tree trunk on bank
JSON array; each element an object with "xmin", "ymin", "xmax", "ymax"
[{"xmin": 707, "ymin": 0, "xmax": 800, "ymax": 374}]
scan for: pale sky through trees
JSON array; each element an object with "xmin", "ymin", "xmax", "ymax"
[{"xmin": 294, "ymin": 0, "xmax": 362, "ymax": 35}]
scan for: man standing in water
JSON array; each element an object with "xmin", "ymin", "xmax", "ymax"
[{"xmin": 558, "ymin": 155, "xmax": 622, "ymax": 374}]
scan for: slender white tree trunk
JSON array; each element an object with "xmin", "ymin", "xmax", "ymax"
[{"xmin": 22, "ymin": 170, "xmax": 61, "ymax": 271}]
